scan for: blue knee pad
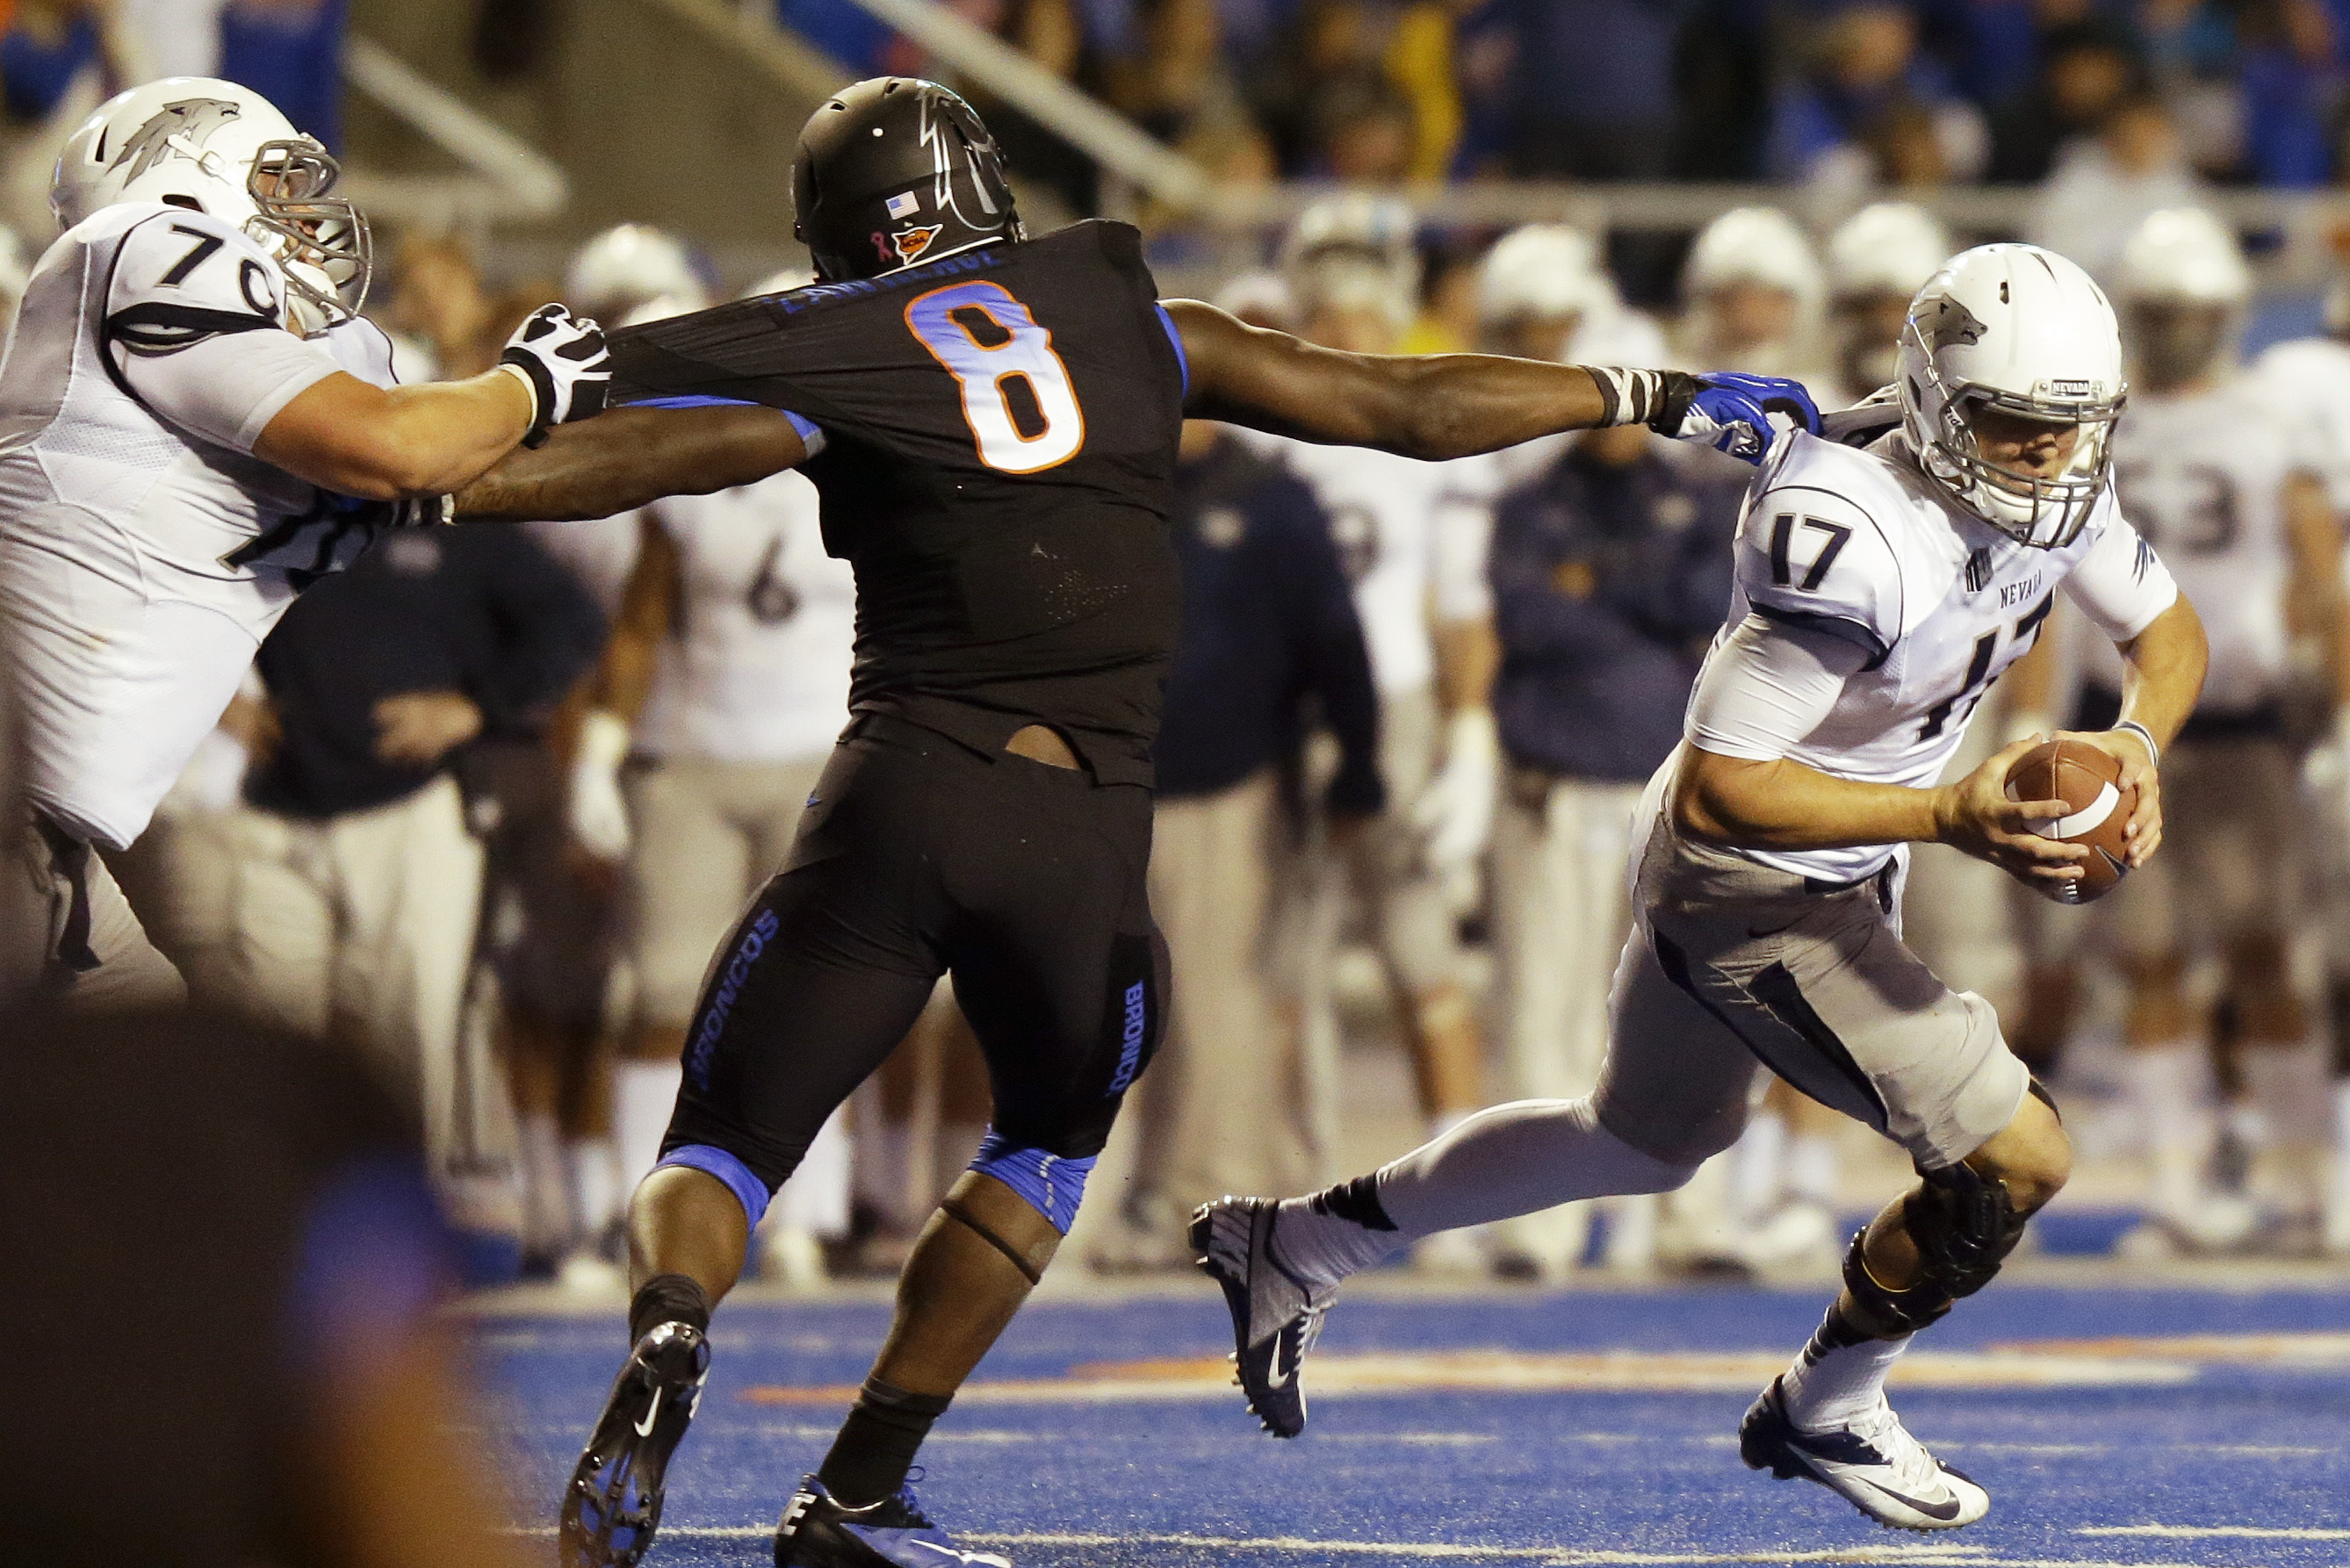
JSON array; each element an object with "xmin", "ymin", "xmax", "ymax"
[
  {"xmin": 655, "ymin": 1144, "xmax": 774, "ymax": 1230},
  {"xmin": 969, "ymin": 1130, "xmax": 1095, "ymax": 1234}
]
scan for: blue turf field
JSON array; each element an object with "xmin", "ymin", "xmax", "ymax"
[{"xmin": 479, "ymin": 1276, "xmax": 2350, "ymax": 1567}]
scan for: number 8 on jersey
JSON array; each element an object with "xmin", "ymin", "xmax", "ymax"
[{"xmin": 905, "ymin": 281, "xmax": 1086, "ymax": 474}]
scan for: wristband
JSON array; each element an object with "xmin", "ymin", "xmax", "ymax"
[
  {"xmin": 2112, "ymin": 719, "xmax": 2159, "ymax": 770},
  {"xmin": 494, "ymin": 360, "xmax": 545, "ymax": 444},
  {"xmin": 1584, "ymin": 366, "xmax": 1679, "ymax": 429}
]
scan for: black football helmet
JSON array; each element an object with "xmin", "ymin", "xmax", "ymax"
[{"xmin": 793, "ymin": 78, "xmax": 1022, "ymax": 283}]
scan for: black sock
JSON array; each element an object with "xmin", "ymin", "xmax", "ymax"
[
  {"xmin": 816, "ymin": 1377, "xmax": 953, "ymax": 1507},
  {"xmin": 629, "ymin": 1273, "xmax": 712, "ymax": 1345},
  {"xmin": 1308, "ymin": 1172, "xmax": 1397, "ymax": 1231}
]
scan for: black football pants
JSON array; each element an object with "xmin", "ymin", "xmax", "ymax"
[{"xmin": 660, "ymin": 714, "xmax": 1168, "ymax": 1205}]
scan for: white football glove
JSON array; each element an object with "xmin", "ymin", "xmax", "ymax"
[
  {"xmin": 1412, "ymin": 707, "xmax": 1501, "ymax": 876},
  {"xmin": 499, "ymin": 304, "xmax": 611, "ymax": 447},
  {"xmin": 566, "ymin": 708, "xmax": 632, "ymax": 861}
]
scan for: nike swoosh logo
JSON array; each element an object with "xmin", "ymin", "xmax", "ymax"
[
  {"xmin": 634, "ymin": 1395, "xmax": 660, "ymax": 1438},
  {"xmin": 1266, "ymin": 1327, "xmax": 1295, "ymax": 1389},
  {"xmin": 902, "ymin": 1542, "xmax": 972, "ymax": 1562},
  {"xmin": 1858, "ymin": 1478, "xmax": 1962, "ymax": 1521}
]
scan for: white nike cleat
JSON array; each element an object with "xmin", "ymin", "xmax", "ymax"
[
  {"xmin": 1740, "ymin": 1377, "xmax": 1988, "ymax": 1531},
  {"xmin": 1189, "ymin": 1196, "xmax": 1334, "ymax": 1438}
]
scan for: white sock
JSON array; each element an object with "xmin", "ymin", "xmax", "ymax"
[
  {"xmin": 2243, "ymin": 1039, "xmax": 2332, "ymax": 1219},
  {"xmin": 517, "ymin": 1111, "xmax": 569, "ymax": 1253},
  {"xmin": 567, "ymin": 1136, "xmax": 624, "ymax": 1237},
  {"xmin": 2125, "ymin": 1040, "xmax": 2214, "ymax": 1218},
  {"xmin": 1727, "ymin": 1110, "xmax": 1786, "ymax": 1224},
  {"xmin": 616, "ymin": 1059, "xmax": 684, "ymax": 1194},
  {"xmin": 1272, "ymin": 1097, "xmax": 1697, "ymax": 1289},
  {"xmin": 1780, "ymin": 1320, "xmax": 1913, "ymax": 1432},
  {"xmin": 2242, "ymin": 1038, "xmax": 2333, "ymax": 1147},
  {"xmin": 1785, "ymin": 1132, "xmax": 1841, "ymax": 1212}
]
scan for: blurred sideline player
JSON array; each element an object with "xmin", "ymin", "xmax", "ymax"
[
  {"xmin": 1731, "ymin": 201, "xmax": 1964, "ymax": 1273},
  {"xmin": 1674, "ymin": 205, "xmax": 1835, "ymax": 391},
  {"xmin": 2254, "ymin": 264, "xmax": 2350, "ymax": 1245},
  {"xmin": 0, "ymin": 77, "xmax": 606, "ymax": 1004},
  {"xmin": 568, "ymin": 265, "xmax": 861, "ymax": 1284},
  {"xmin": 453, "ymin": 76, "xmax": 1818, "ymax": 1568},
  {"xmin": 1269, "ymin": 196, "xmax": 1501, "ymax": 1228},
  {"xmin": 2092, "ymin": 209, "xmax": 2342, "ymax": 1251},
  {"xmin": 496, "ymin": 224, "xmax": 712, "ymax": 1282},
  {"xmin": 1200, "ymin": 243, "xmax": 2206, "ymax": 1533}
]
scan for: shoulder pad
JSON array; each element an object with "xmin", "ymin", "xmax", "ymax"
[
  {"xmin": 1738, "ymin": 467, "xmax": 1903, "ymax": 667},
  {"xmin": 1820, "ymin": 392, "xmax": 1903, "ymax": 449},
  {"xmin": 105, "ymin": 207, "xmax": 287, "ymax": 353}
]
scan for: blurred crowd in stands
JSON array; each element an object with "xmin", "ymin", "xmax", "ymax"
[{"xmin": 782, "ymin": 0, "xmax": 2350, "ymax": 205}]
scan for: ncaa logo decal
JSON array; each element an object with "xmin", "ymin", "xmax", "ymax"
[{"xmin": 891, "ymin": 224, "xmax": 945, "ymax": 267}]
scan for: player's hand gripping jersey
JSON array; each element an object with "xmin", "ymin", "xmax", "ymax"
[
  {"xmin": 1687, "ymin": 427, "xmax": 2181, "ymax": 884},
  {"xmin": 606, "ymin": 220, "xmax": 1186, "ymax": 783},
  {"xmin": 0, "ymin": 201, "xmax": 420, "ymax": 850}
]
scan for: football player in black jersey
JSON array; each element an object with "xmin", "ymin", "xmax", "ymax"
[{"xmin": 458, "ymin": 76, "xmax": 1820, "ymax": 1568}]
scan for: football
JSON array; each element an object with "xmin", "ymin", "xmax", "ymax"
[{"xmin": 2005, "ymin": 737, "xmax": 2136, "ymax": 904}]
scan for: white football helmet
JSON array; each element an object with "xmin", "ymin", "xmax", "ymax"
[
  {"xmin": 1683, "ymin": 206, "xmax": 1823, "ymax": 311},
  {"xmin": 2115, "ymin": 206, "xmax": 2249, "ymax": 306},
  {"xmin": 1898, "ymin": 243, "xmax": 2125, "ymax": 549},
  {"xmin": 1475, "ymin": 224, "xmax": 1611, "ymax": 325},
  {"xmin": 1827, "ymin": 202, "xmax": 1950, "ymax": 302},
  {"xmin": 1282, "ymin": 192, "xmax": 1419, "ymax": 333},
  {"xmin": 51, "ymin": 77, "xmax": 368, "ymax": 331},
  {"xmin": 566, "ymin": 224, "xmax": 712, "ymax": 322}
]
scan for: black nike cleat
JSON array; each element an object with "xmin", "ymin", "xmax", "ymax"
[
  {"xmin": 559, "ymin": 1320, "xmax": 712, "ymax": 1567},
  {"xmin": 775, "ymin": 1475, "xmax": 1012, "ymax": 1567},
  {"xmin": 1189, "ymin": 1196, "xmax": 1333, "ymax": 1438},
  {"xmin": 1740, "ymin": 1375, "xmax": 1988, "ymax": 1530}
]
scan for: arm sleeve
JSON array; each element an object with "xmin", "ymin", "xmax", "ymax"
[
  {"xmin": 2060, "ymin": 492, "xmax": 2179, "ymax": 644},
  {"xmin": 1734, "ymin": 481, "xmax": 1903, "ymax": 665},
  {"xmin": 103, "ymin": 209, "xmax": 342, "ymax": 454},
  {"xmin": 1685, "ymin": 612, "xmax": 1871, "ymax": 761}
]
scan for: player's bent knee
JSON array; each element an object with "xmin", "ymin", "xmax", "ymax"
[
  {"xmin": 653, "ymin": 1144, "xmax": 775, "ymax": 1231},
  {"xmin": 1970, "ymin": 1087, "xmax": 2072, "ymax": 1212},
  {"xmin": 967, "ymin": 1128, "xmax": 1095, "ymax": 1235},
  {"xmin": 1589, "ymin": 1099, "xmax": 1713, "ymax": 1192}
]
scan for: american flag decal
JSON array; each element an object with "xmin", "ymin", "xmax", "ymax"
[{"xmin": 886, "ymin": 191, "xmax": 920, "ymax": 219}]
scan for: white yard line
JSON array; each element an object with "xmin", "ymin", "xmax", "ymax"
[
  {"xmin": 2079, "ymin": 1525, "xmax": 2350, "ymax": 1540},
  {"xmin": 507, "ymin": 1523, "xmax": 2226, "ymax": 1565}
]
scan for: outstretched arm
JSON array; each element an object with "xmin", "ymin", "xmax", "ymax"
[
  {"xmin": 1164, "ymin": 298, "xmax": 1818, "ymax": 463},
  {"xmin": 453, "ymin": 405, "xmax": 809, "ymax": 521}
]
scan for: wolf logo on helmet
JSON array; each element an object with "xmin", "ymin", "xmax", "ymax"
[{"xmin": 106, "ymin": 97, "xmax": 244, "ymax": 183}]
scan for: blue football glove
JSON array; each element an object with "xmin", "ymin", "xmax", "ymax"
[{"xmin": 1668, "ymin": 370, "xmax": 1822, "ymax": 463}]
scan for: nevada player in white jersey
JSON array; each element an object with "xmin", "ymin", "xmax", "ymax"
[
  {"xmin": 0, "ymin": 77, "xmax": 608, "ymax": 1005},
  {"xmin": 1197, "ymin": 243, "xmax": 2208, "ymax": 1532},
  {"xmin": 2093, "ymin": 209, "xmax": 2344, "ymax": 1249}
]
